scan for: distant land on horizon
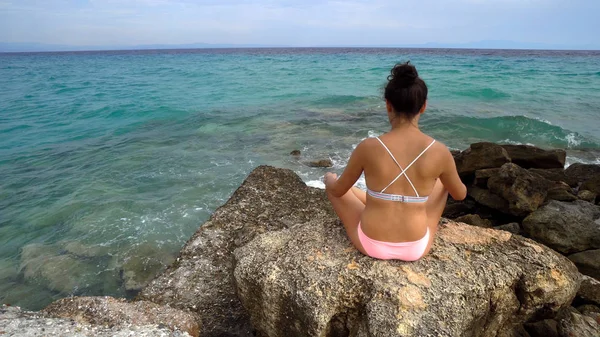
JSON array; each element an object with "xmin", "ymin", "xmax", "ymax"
[{"xmin": 1, "ymin": 40, "xmax": 599, "ymax": 53}]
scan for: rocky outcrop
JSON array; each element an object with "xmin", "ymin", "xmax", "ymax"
[
  {"xmin": 0, "ymin": 304, "xmax": 191, "ymax": 337},
  {"xmin": 522, "ymin": 201, "xmax": 600, "ymax": 254},
  {"xmin": 568, "ymin": 250, "xmax": 600, "ymax": 280},
  {"xmin": 487, "ymin": 163, "xmax": 550, "ymax": 216},
  {"xmin": 132, "ymin": 165, "xmax": 583, "ymax": 337},
  {"xmin": 455, "ymin": 142, "xmax": 511, "ymax": 176},
  {"xmin": 42, "ymin": 296, "xmax": 200, "ymax": 337},
  {"xmin": 234, "ymin": 220, "xmax": 579, "ymax": 337},
  {"xmin": 546, "ymin": 181, "xmax": 577, "ymax": 202},
  {"xmin": 138, "ymin": 166, "xmax": 333, "ymax": 336},
  {"xmin": 528, "ymin": 168, "xmax": 577, "ymax": 187}
]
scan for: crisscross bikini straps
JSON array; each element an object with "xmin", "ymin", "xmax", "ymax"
[{"xmin": 374, "ymin": 137, "xmax": 436, "ymax": 197}]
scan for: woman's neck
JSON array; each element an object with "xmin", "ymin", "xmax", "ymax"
[{"xmin": 390, "ymin": 116, "xmax": 420, "ymax": 131}]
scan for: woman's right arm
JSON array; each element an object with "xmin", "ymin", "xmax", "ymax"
[{"xmin": 439, "ymin": 148, "xmax": 467, "ymax": 201}]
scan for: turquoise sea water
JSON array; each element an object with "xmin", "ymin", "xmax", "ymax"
[{"xmin": 1, "ymin": 48, "xmax": 600, "ymax": 310}]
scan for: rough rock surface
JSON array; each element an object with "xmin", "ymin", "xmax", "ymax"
[
  {"xmin": 487, "ymin": 163, "xmax": 550, "ymax": 216},
  {"xmin": 0, "ymin": 305, "xmax": 191, "ymax": 337},
  {"xmin": 474, "ymin": 168, "xmax": 501, "ymax": 188},
  {"xmin": 468, "ymin": 186, "xmax": 510, "ymax": 213},
  {"xmin": 138, "ymin": 166, "xmax": 334, "ymax": 336},
  {"xmin": 501, "ymin": 145, "xmax": 566, "ymax": 169},
  {"xmin": 565, "ymin": 163, "xmax": 600, "ymax": 185},
  {"xmin": 557, "ymin": 310, "xmax": 600, "ymax": 337},
  {"xmin": 524, "ymin": 319, "xmax": 558, "ymax": 337},
  {"xmin": 578, "ymin": 190, "xmax": 597, "ymax": 202},
  {"xmin": 443, "ymin": 198, "xmax": 479, "ymax": 219},
  {"xmin": 581, "ymin": 176, "xmax": 600, "ymax": 198},
  {"xmin": 522, "ymin": 200, "xmax": 600, "ymax": 254},
  {"xmin": 455, "ymin": 214, "xmax": 493, "ymax": 228},
  {"xmin": 575, "ymin": 275, "xmax": 600, "ymax": 307},
  {"xmin": 42, "ymin": 296, "xmax": 200, "ymax": 337},
  {"xmin": 546, "ymin": 181, "xmax": 577, "ymax": 202},
  {"xmin": 529, "ymin": 168, "xmax": 577, "ymax": 187},
  {"xmin": 568, "ymin": 250, "xmax": 600, "ymax": 280},
  {"xmin": 495, "ymin": 223, "xmax": 522, "ymax": 235},
  {"xmin": 233, "ymin": 209, "xmax": 580, "ymax": 335},
  {"xmin": 455, "ymin": 142, "xmax": 511, "ymax": 176}
]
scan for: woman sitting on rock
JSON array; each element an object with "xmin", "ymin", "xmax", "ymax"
[{"xmin": 325, "ymin": 62, "xmax": 467, "ymax": 261}]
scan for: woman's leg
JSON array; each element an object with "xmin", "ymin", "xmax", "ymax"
[
  {"xmin": 423, "ymin": 179, "xmax": 448, "ymax": 256},
  {"xmin": 326, "ymin": 189, "xmax": 368, "ymax": 255},
  {"xmin": 350, "ymin": 186, "xmax": 367, "ymax": 205}
]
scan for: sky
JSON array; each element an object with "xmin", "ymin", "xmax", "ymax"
[{"xmin": 1, "ymin": 0, "xmax": 599, "ymax": 49}]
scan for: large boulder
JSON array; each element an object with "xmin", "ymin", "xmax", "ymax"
[
  {"xmin": 568, "ymin": 249, "xmax": 600, "ymax": 280},
  {"xmin": 581, "ymin": 176, "xmax": 600, "ymax": 198},
  {"xmin": 42, "ymin": 296, "xmax": 200, "ymax": 337},
  {"xmin": 565, "ymin": 163, "xmax": 600, "ymax": 185},
  {"xmin": 468, "ymin": 186, "xmax": 510, "ymax": 214},
  {"xmin": 487, "ymin": 163, "xmax": 551, "ymax": 216},
  {"xmin": 234, "ymin": 220, "xmax": 580, "ymax": 337},
  {"xmin": 138, "ymin": 166, "xmax": 334, "ymax": 336},
  {"xmin": 523, "ymin": 201, "xmax": 600, "ymax": 254},
  {"xmin": 546, "ymin": 181, "xmax": 577, "ymax": 202},
  {"xmin": 455, "ymin": 142, "xmax": 511, "ymax": 176},
  {"xmin": 501, "ymin": 145, "xmax": 566, "ymax": 169}
]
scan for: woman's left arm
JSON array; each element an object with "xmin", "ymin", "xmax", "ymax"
[{"xmin": 325, "ymin": 140, "xmax": 367, "ymax": 197}]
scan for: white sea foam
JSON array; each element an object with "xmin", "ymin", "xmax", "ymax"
[
  {"xmin": 565, "ymin": 133, "xmax": 582, "ymax": 148},
  {"xmin": 305, "ymin": 179, "xmax": 325, "ymax": 189}
]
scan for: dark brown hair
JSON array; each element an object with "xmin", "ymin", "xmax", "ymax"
[{"xmin": 384, "ymin": 62, "xmax": 428, "ymax": 120}]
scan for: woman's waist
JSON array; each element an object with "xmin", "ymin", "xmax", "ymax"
[{"xmin": 360, "ymin": 208, "xmax": 428, "ymax": 242}]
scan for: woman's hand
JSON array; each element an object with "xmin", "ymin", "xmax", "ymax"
[{"xmin": 324, "ymin": 172, "xmax": 338, "ymax": 189}]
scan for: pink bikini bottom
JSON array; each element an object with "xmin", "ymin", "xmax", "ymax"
[{"xmin": 357, "ymin": 222, "xmax": 430, "ymax": 261}]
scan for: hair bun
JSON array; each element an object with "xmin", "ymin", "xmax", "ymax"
[{"xmin": 387, "ymin": 61, "xmax": 418, "ymax": 87}]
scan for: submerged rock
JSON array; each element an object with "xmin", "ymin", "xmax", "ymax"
[
  {"xmin": 487, "ymin": 163, "xmax": 550, "ymax": 216},
  {"xmin": 290, "ymin": 149, "xmax": 301, "ymax": 156},
  {"xmin": 568, "ymin": 249, "xmax": 600, "ymax": 280},
  {"xmin": 307, "ymin": 159, "xmax": 333, "ymax": 168},
  {"xmin": 234, "ymin": 220, "xmax": 580, "ymax": 337},
  {"xmin": 523, "ymin": 200, "xmax": 600, "ymax": 254},
  {"xmin": 501, "ymin": 145, "xmax": 566, "ymax": 169},
  {"xmin": 117, "ymin": 244, "xmax": 176, "ymax": 293},
  {"xmin": 42, "ymin": 296, "xmax": 200, "ymax": 337}
]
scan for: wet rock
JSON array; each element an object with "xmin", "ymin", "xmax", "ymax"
[
  {"xmin": 565, "ymin": 163, "xmax": 600, "ymax": 185},
  {"xmin": 495, "ymin": 223, "xmax": 522, "ymax": 235},
  {"xmin": 290, "ymin": 149, "xmax": 301, "ymax": 156},
  {"xmin": 501, "ymin": 145, "xmax": 566, "ymax": 169},
  {"xmin": 138, "ymin": 166, "xmax": 333, "ymax": 336},
  {"xmin": 468, "ymin": 186, "xmax": 510, "ymax": 214},
  {"xmin": 42, "ymin": 296, "xmax": 200, "ymax": 337},
  {"xmin": 524, "ymin": 319, "xmax": 559, "ymax": 337},
  {"xmin": 529, "ymin": 168, "xmax": 577, "ymax": 187},
  {"xmin": 557, "ymin": 310, "xmax": 600, "ymax": 337},
  {"xmin": 474, "ymin": 168, "xmax": 501, "ymax": 188},
  {"xmin": 0, "ymin": 304, "xmax": 191, "ymax": 336},
  {"xmin": 578, "ymin": 190, "xmax": 597, "ymax": 202},
  {"xmin": 455, "ymin": 214, "xmax": 493, "ymax": 228},
  {"xmin": 307, "ymin": 159, "xmax": 333, "ymax": 168},
  {"xmin": 569, "ymin": 250, "xmax": 600, "ymax": 281},
  {"xmin": 523, "ymin": 201, "xmax": 600, "ymax": 254},
  {"xmin": 488, "ymin": 163, "xmax": 551, "ymax": 216},
  {"xmin": 455, "ymin": 142, "xmax": 511, "ymax": 176},
  {"xmin": 575, "ymin": 275, "xmax": 600, "ymax": 307},
  {"xmin": 546, "ymin": 181, "xmax": 577, "ymax": 202},
  {"xmin": 118, "ymin": 244, "xmax": 176, "ymax": 293},
  {"xmin": 234, "ymin": 219, "xmax": 580, "ymax": 336}
]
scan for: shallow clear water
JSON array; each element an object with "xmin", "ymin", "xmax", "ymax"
[{"xmin": 1, "ymin": 48, "xmax": 600, "ymax": 309}]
